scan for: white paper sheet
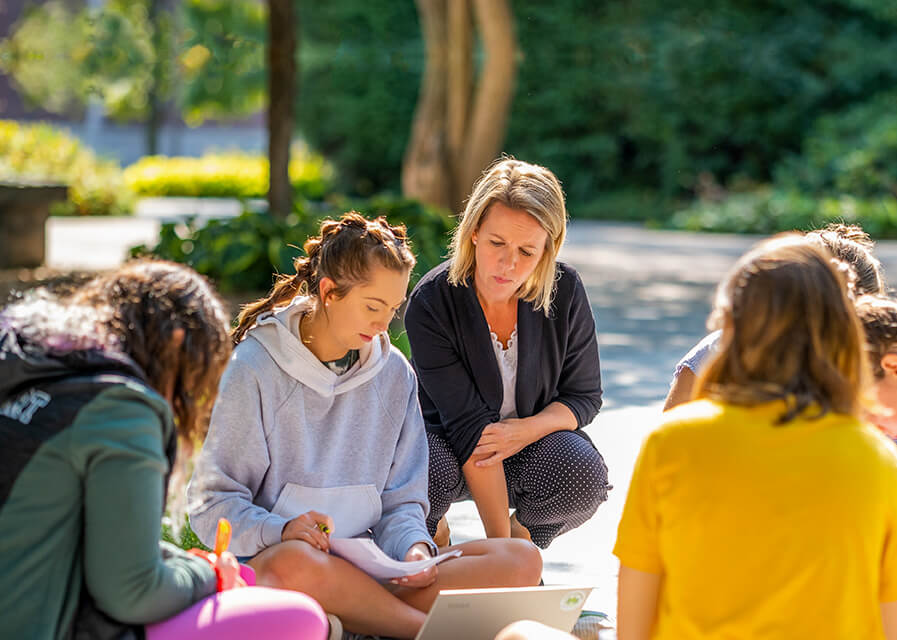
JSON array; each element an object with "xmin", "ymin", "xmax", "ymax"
[{"xmin": 329, "ymin": 538, "xmax": 462, "ymax": 581}]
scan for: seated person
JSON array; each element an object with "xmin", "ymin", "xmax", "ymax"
[
  {"xmin": 856, "ymin": 295, "xmax": 897, "ymax": 439},
  {"xmin": 664, "ymin": 223, "xmax": 886, "ymax": 410},
  {"xmin": 188, "ymin": 213, "xmax": 542, "ymax": 640},
  {"xmin": 615, "ymin": 235, "xmax": 897, "ymax": 639},
  {"xmin": 0, "ymin": 260, "xmax": 327, "ymax": 640}
]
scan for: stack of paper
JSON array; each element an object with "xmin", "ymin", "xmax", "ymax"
[{"xmin": 330, "ymin": 538, "xmax": 462, "ymax": 581}]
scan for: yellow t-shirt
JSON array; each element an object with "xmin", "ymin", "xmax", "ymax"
[{"xmin": 614, "ymin": 399, "xmax": 897, "ymax": 639}]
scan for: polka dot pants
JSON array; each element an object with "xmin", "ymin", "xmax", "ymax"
[{"xmin": 426, "ymin": 430, "xmax": 610, "ymax": 549}]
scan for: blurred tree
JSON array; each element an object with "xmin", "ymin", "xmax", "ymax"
[
  {"xmin": 267, "ymin": 0, "xmax": 297, "ymax": 218},
  {"xmin": 0, "ymin": 0, "xmax": 173, "ymax": 154},
  {"xmin": 297, "ymin": 3, "xmax": 422, "ymax": 196},
  {"xmin": 402, "ymin": 0, "xmax": 517, "ymax": 213},
  {"xmin": 179, "ymin": 0, "xmax": 266, "ymax": 124}
]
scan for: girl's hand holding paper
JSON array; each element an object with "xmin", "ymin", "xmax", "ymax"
[{"xmin": 392, "ymin": 543, "xmax": 438, "ymax": 588}]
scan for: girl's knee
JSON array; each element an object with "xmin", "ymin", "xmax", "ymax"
[
  {"xmin": 496, "ymin": 620, "xmax": 563, "ymax": 640},
  {"xmin": 258, "ymin": 541, "xmax": 331, "ymax": 591},
  {"xmin": 497, "ymin": 539, "xmax": 542, "ymax": 587}
]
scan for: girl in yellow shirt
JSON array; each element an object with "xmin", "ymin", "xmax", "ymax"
[{"xmin": 615, "ymin": 234, "xmax": 897, "ymax": 640}]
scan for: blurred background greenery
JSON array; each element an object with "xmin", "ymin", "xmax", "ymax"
[{"xmin": 2, "ymin": 0, "xmax": 897, "ymax": 288}]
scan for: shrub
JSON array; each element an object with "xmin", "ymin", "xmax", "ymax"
[
  {"xmin": 162, "ymin": 515, "xmax": 208, "ymax": 552},
  {"xmin": 297, "ymin": 1, "xmax": 897, "ymax": 210},
  {"xmin": 774, "ymin": 92, "xmax": 897, "ymax": 199},
  {"xmin": 123, "ymin": 144, "xmax": 335, "ymax": 200},
  {"xmin": 130, "ymin": 195, "xmax": 451, "ymax": 293},
  {"xmin": 573, "ymin": 189, "xmax": 680, "ymax": 224},
  {"xmin": 669, "ymin": 188, "xmax": 897, "ymax": 238},
  {"xmin": 0, "ymin": 120, "xmax": 132, "ymax": 216}
]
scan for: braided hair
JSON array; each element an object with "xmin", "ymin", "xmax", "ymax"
[{"xmin": 232, "ymin": 212, "xmax": 416, "ymax": 344}]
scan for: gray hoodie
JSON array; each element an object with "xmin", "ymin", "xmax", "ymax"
[{"xmin": 187, "ymin": 296, "xmax": 432, "ymax": 561}]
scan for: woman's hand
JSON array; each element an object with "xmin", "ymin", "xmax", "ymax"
[
  {"xmin": 391, "ymin": 542, "xmax": 438, "ymax": 588},
  {"xmin": 473, "ymin": 419, "xmax": 535, "ymax": 467},
  {"xmin": 214, "ymin": 551, "xmax": 247, "ymax": 591},
  {"xmin": 281, "ymin": 510, "xmax": 334, "ymax": 552}
]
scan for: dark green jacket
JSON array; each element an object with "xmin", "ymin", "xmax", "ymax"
[{"xmin": 0, "ymin": 329, "xmax": 216, "ymax": 639}]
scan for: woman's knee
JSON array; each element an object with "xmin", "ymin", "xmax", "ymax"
[
  {"xmin": 579, "ymin": 447, "xmax": 611, "ymax": 509},
  {"xmin": 427, "ymin": 432, "xmax": 464, "ymax": 496},
  {"xmin": 538, "ymin": 433, "xmax": 610, "ymax": 503}
]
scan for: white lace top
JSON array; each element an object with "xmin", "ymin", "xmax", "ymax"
[{"xmin": 489, "ymin": 325, "xmax": 518, "ymax": 420}]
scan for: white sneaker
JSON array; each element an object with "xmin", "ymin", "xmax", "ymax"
[{"xmin": 327, "ymin": 613, "xmax": 343, "ymax": 640}]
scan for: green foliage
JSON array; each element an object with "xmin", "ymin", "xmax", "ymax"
[
  {"xmin": 131, "ymin": 210, "xmax": 316, "ymax": 293},
  {"xmin": 0, "ymin": 0, "xmax": 172, "ymax": 121},
  {"xmin": 123, "ymin": 145, "xmax": 334, "ymax": 200},
  {"xmin": 775, "ymin": 92, "xmax": 897, "ymax": 199},
  {"xmin": 298, "ymin": 3, "xmax": 423, "ymax": 195},
  {"xmin": 130, "ymin": 196, "xmax": 450, "ymax": 293},
  {"xmin": 508, "ymin": 0, "xmax": 897, "ymax": 200},
  {"xmin": 0, "ymin": 2, "xmax": 83, "ymax": 114},
  {"xmin": 0, "ymin": 120, "xmax": 132, "ymax": 216},
  {"xmin": 295, "ymin": 1, "xmax": 897, "ymax": 212},
  {"xmin": 180, "ymin": 0, "xmax": 266, "ymax": 124},
  {"xmin": 162, "ymin": 515, "xmax": 209, "ymax": 552},
  {"xmin": 573, "ymin": 189, "xmax": 680, "ymax": 224},
  {"xmin": 669, "ymin": 90, "xmax": 897, "ymax": 236},
  {"xmin": 669, "ymin": 189, "xmax": 897, "ymax": 238}
]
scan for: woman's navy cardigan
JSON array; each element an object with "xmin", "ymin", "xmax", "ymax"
[{"xmin": 404, "ymin": 260, "xmax": 603, "ymax": 465}]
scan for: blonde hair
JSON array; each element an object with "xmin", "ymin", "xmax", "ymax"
[
  {"xmin": 695, "ymin": 233, "xmax": 869, "ymax": 423},
  {"xmin": 448, "ymin": 158, "xmax": 567, "ymax": 315}
]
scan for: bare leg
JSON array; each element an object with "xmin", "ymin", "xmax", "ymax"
[
  {"xmin": 248, "ymin": 540, "xmax": 426, "ymax": 639},
  {"xmin": 509, "ymin": 511, "xmax": 532, "ymax": 542},
  {"xmin": 393, "ymin": 538, "xmax": 542, "ymax": 612},
  {"xmin": 434, "ymin": 514, "xmax": 452, "ymax": 547},
  {"xmin": 495, "ymin": 620, "xmax": 576, "ymax": 640}
]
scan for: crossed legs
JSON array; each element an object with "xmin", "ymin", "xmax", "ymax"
[{"xmin": 248, "ymin": 537, "xmax": 542, "ymax": 639}]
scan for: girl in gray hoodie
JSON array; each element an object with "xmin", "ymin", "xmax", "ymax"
[{"xmin": 187, "ymin": 213, "xmax": 542, "ymax": 640}]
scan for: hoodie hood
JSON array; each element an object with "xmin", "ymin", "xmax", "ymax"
[
  {"xmin": 0, "ymin": 322, "xmax": 146, "ymax": 401},
  {"xmin": 249, "ymin": 296, "xmax": 391, "ymax": 397}
]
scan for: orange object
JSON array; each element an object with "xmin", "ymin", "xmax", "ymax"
[{"xmin": 214, "ymin": 518, "xmax": 232, "ymax": 556}]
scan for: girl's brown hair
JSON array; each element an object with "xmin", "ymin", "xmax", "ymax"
[
  {"xmin": 855, "ymin": 295, "xmax": 897, "ymax": 379},
  {"xmin": 232, "ymin": 211, "xmax": 416, "ymax": 344},
  {"xmin": 695, "ymin": 234, "xmax": 868, "ymax": 423},
  {"xmin": 75, "ymin": 259, "xmax": 232, "ymax": 444},
  {"xmin": 805, "ymin": 223, "xmax": 885, "ymax": 296}
]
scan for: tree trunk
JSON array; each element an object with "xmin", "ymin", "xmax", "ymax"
[
  {"xmin": 402, "ymin": 0, "xmax": 517, "ymax": 214},
  {"xmin": 267, "ymin": 0, "xmax": 297, "ymax": 218},
  {"xmin": 146, "ymin": 0, "xmax": 162, "ymax": 156},
  {"xmin": 456, "ymin": 0, "xmax": 516, "ymax": 209},
  {"xmin": 446, "ymin": 0, "xmax": 473, "ymax": 210},
  {"xmin": 402, "ymin": 0, "xmax": 451, "ymax": 211}
]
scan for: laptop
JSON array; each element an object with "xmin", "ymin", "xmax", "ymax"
[{"xmin": 415, "ymin": 585, "xmax": 593, "ymax": 640}]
